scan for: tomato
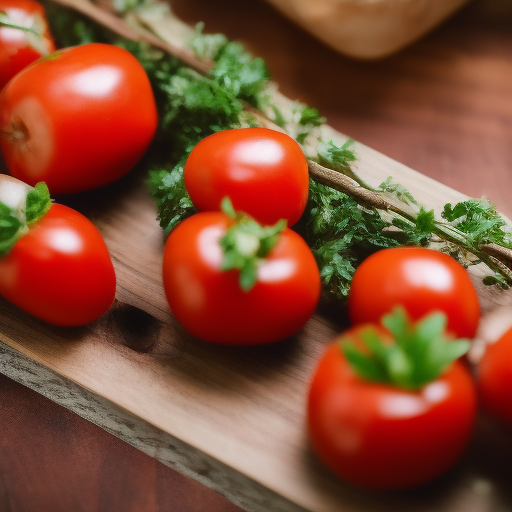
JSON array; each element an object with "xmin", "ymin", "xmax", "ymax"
[
  {"xmin": 0, "ymin": 0, "xmax": 55, "ymax": 89},
  {"xmin": 183, "ymin": 128, "xmax": 309, "ymax": 227},
  {"xmin": 308, "ymin": 326, "xmax": 477, "ymax": 490},
  {"xmin": 162, "ymin": 211, "xmax": 321, "ymax": 345},
  {"xmin": 0, "ymin": 199, "xmax": 116, "ymax": 327},
  {"xmin": 477, "ymin": 326, "xmax": 512, "ymax": 428},
  {"xmin": 0, "ymin": 43, "xmax": 158, "ymax": 194},
  {"xmin": 348, "ymin": 247, "xmax": 480, "ymax": 338}
]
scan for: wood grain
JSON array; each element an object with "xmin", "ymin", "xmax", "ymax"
[{"xmin": 1, "ymin": 0, "xmax": 512, "ymax": 511}]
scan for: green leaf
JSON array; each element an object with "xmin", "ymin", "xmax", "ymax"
[
  {"xmin": 415, "ymin": 207, "xmax": 436, "ymax": 235},
  {"xmin": 25, "ymin": 182, "xmax": 52, "ymax": 225},
  {"xmin": 297, "ymin": 105, "xmax": 325, "ymax": 127},
  {"xmin": 442, "ymin": 198, "xmax": 512, "ymax": 249},
  {"xmin": 189, "ymin": 23, "xmax": 228, "ymax": 61},
  {"xmin": 147, "ymin": 162, "xmax": 197, "ymax": 235},
  {"xmin": 317, "ymin": 140, "xmax": 357, "ymax": 174},
  {"xmin": 378, "ymin": 177, "xmax": 419, "ymax": 207}
]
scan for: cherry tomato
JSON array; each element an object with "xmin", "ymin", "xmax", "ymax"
[
  {"xmin": 0, "ymin": 202, "xmax": 116, "ymax": 326},
  {"xmin": 183, "ymin": 128, "xmax": 309, "ymax": 227},
  {"xmin": 308, "ymin": 327, "xmax": 477, "ymax": 490},
  {"xmin": 348, "ymin": 247, "xmax": 480, "ymax": 338},
  {"xmin": 477, "ymin": 326, "xmax": 512, "ymax": 428},
  {"xmin": 0, "ymin": 43, "xmax": 158, "ymax": 194},
  {"xmin": 0, "ymin": 0, "xmax": 55, "ymax": 89},
  {"xmin": 162, "ymin": 211, "xmax": 321, "ymax": 345}
]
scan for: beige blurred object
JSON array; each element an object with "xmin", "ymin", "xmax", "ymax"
[{"xmin": 263, "ymin": 0, "xmax": 472, "ymax": 58}]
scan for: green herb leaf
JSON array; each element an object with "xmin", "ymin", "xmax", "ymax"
[
  {"xmin": 317, "ymin": 140, "xmax": 357, "ymax": 175},
  {"xmin": 378, "ymin": 177, "xmax": 419, "ymax": 207},
  {"xmin": 442, "ymin": 198, "xmax": 512, "ymax": 249}
]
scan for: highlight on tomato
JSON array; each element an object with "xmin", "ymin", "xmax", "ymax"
[
  {"xmin": 162, "ymin": 198, "xmax": 321, "ymax": 345},
  {"xmin": 183, "ymin": 128, "xmax": 310, "ymax": 227},
  {"xmin": 0, "ymin": 174, "xmax": 116, "ymax": 326},
  {"xmin": 0, "ymin": 0, "xmax": 55, "ymax": 89},
  {"xmin": 477, "ymin": 326, "xmax": 512, "ymax": 429},
  {"xmin": 307, "ymin": 308, "xmax": 477, "ymax": 490},
  {"xmin": 0, "ymin": 42, "xmax": 158, "ymax": 195},
  {"xmin": 348, "ymin": 247, "xmax": 480, "ymax": 339}
]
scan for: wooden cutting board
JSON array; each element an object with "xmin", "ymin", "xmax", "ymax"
[
  {"xmin": 1, "ymin": 137, "xmax": 512, "ymax": 512},
  {"xmin": 1, "ymin": 1, "xmax": 512, "ymax": 511}
]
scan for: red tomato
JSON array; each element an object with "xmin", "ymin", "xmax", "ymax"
[
  {"xmin": 477, "ymin": 326, "xmax": 512, "ymax": 428},
  {"xmin": 0, "ymin": 203, "xmax": 116, "ymax": 326},
  {"xmin": 162, "ymin": 211, "xmax": 321, "ymax": 345},
  {"xmin": 308, "ymin": 328, "xmax": 477, "ymax": 490},
  {"xmin": 0, "ymin": 43, "xmax": 158, "ymax": 194},
  {"xmin": 0, "ymin": 0, "xmax": 55, "ymax": 89},
  {"xmin": 348, "ymin": 247, "xmax": 480, "ymax": 338},
  {"xmin": 183, "ymin": 128, "xmax": 309, "ymax": 227}
]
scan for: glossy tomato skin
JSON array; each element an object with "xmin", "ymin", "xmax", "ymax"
[
  {"xmin": 308, "ymin": 329, "xmax": 477, "ymax": 490},
  {"xmin": 0, "ymin": 43, "xmax": 158, "ymax": 194},
  {"xmin": 348, "ymin": 247, "xmax": 480, "ymax": 338},
  {"xmin": 0, "ymin": 0, "xmax": 55, "ymax": 89},
  {"xmin": 183, "ymin": 128, "xmax": 309, "ymax": 227},
  {"xmin": 478, "ymin": 327, "xmax": 512, "ymax": 428},
  {"xmin": 0, "ymin": 203, "xmax": 116, "ymax": 326},
  {"xmin": 162, "ymin": 211, "xmax": 321, "ymax": 345}
]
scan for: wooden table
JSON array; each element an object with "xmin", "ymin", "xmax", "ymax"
[{"xmin": 1, "ymin": 0, "xmax": 511, "ymax": 510}]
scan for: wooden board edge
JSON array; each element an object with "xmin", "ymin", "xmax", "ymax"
[{"xmin": 0, "ymin": 338, "xmax": 309, "ymax": 512}]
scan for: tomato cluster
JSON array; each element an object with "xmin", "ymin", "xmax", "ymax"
[
  {"xmin": 0, "ymin": 2, "xmax": 157, "ymax": 325},
  {"xmin": 307, "ymin": 246, "xmax": 512, "ymax": 490},
  {"xmin": 1, "ymin": 0, "xmax": 511, "ymax": 500},
  {"xmin": 164, "ymin": 128, "xmax": 320, "ymax": 345}
]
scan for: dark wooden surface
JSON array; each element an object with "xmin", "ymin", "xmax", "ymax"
[{"xmin": 1, "ymin": 0, "xmax": 511, "ymax": 511}]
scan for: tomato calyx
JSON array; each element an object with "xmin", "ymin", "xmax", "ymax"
[
  {"xmin": 341, "ymin": 307, "xmax": 471, "ymax": 391},
  {"xmin": 219, "ymin": 197, "xmax": 287, "ymax": 291},
  {"xmin": 0, "ymin": 178, "xmax": 52, "ymax": 257}
]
